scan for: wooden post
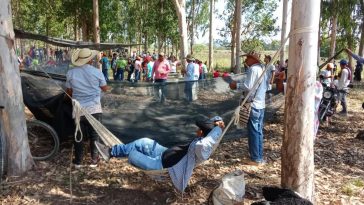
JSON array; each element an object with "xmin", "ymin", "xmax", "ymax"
[
  {"xmin": 281, "ymin": 0, "xmax": 321, "ymax": 202},
  {"xmin": 0, "ymin": 0, "xmax": 34, "ymax": 175},
  {"xmin": 280, "ymin": 0, "xmax": 289, "ymax": 65},
  {"xmin": 208, "ymin": 0, "xmax": 214, "ymax": 72}
]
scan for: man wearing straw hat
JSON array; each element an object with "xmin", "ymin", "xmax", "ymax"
[
  {"xmin": 66, "ymin": 48, "xmax": 108, "ymax": 168},
  {"xmin": 229, "ymin": 51, "xmax": 268, "ymax": 166}
]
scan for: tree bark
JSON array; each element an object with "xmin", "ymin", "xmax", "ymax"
[
  {"xmin": 280, "ymin": 0, "xmax": 289, "ymax": 65},
  {"xmin": 230, "ymin": 3, "xmax": 237, "ymax": 71},
  {"xmin": 190, "ymin": 0, "xmax": 195, "ymax": 55},
  {"xmin": 235, "ymin": 0, "xmax": 242, "ymax": 73},
  {"xmin": 208, "ymin": 0, "xmax": 214, "ymax": 72},
  {"xmin": 329, "ymin": 5, "xmax": 337, "ymax": 58},
  {"xmin": 93, "ymin": 0, "xmax": 100, "ymax": 47},
  {"xmin": 281, "ymin": 0, "xmax": 320, "ymax": 202},
  {"xmin": 0, "ymin": 0, "xmax": 34, "ymax": 176},
  {"xmin": 359, "ymin": 0, "xmax": 364, "ymax": 56},
  {"xmin": 173, "ymin": 0, "xmax": 188, "ymax": 68}
]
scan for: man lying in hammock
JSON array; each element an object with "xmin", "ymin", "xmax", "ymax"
[{"xmin": 95, "ymin": 116, "xmax": 224, "ymax": 192}]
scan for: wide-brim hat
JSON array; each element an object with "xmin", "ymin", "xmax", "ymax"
[
  {"xmin": 241, "ymin": 51, "xmax": 261, "ymax": 62},
  {"xmin": 185, "ymin": 54, "xmax": 195, "ymax": 61},
  {"xmin": 71, "ymin": 48, "xmax": 99, "ymax": 67}
]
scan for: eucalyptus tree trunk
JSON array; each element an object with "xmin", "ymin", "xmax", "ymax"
[
  {"xmin": 280, "ymin": 0, "xmax": 289, "ymax": 65},
  {"xmin": 190, "ymin": 0, "xmax": 195, "ymax": 55},
  {"xmin": 329, "ymin": 11, "xmax": 338, "ymax": 57},
  {"xmin": 281, "ymin": 0, "xmax": 320, "ymax": 202},
  {"xmin": 173, "ymin": 0, "xmax": 188, "ymax": 68},
  {"xmin": 359, "ymin": 0, "xmax": 364, "ymax": 56},
  {"xmin": 93, "ymin": 0, "xmax": 100, "ymax": 47},
  {"xmin": 235, "ymin": 0, "xmax": 242, "ymax": 73},
  {"xmin": 93, "ymin": 0, "xmax": 100, "ymax": 68},
  {"xmin": 208, "ymin": 0, "xmax": 214, "ymax": 72},
  {"xmin": 0, "ymin": 0, "xmax": 34, "ymax": 175},
  {"xmin": 230, "ymin": 4, "xmax": 237, "ymax": 71}
]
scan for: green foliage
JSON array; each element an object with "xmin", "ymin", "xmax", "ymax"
[
  {"xmin": 241, "ymin": 39, "xmax": 264, "ymax": 53},
  {"xmin": 217, "ymin": 0, "xmax": 278, "ymax": 47}
]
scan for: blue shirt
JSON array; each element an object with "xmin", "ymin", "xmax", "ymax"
[
  {"xmin": 350, "ymin": 53, "xmax": 364, "ymax": 64},
  {"xmin": 168, "ymin": 116, "xmax": 223, "ymax": 192},
  {"xmin": 237, "ymin": 63, "xmax": 268, "ymax": 109},
  {"xmin": 65, "ymin": 64, "xmax": 106, "ymax": 109},
  {"xmin": 100, "ymin": 57, "xmax": 109, "ymax": 70},
  {"xmin": 184, "ymin": 62, "xmax": 195, "ymax": 81}
]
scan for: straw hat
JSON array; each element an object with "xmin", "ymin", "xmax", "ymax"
[
  {"xmin": 241, "ymin": 51, "xmax": 261, "ymax": 62},
  {"xmin": 71, "ymin": 48, "xmax": 99, "ymax": 67}
]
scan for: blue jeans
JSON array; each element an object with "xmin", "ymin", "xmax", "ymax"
[
  {"xmin": 102, "ymin": 69, "xmax": 109, "ymax": 81},
  {"xmin": 184, "ymin": 81, "xmax": 195, "ymax": 102},
  {"xmin": 116, "ymin": 68, "xmax": 124, "ymax": 81},
  {"xmin": 154, "ymin": 79, "xmax": 167, "ymax": 103},
  {"xmin": 247, "ymin": 107, "xmax": 265, "ymax": 162},
  {"xmin": 111, "ymin": 138, "xmax": 167, "ymax": 170}
]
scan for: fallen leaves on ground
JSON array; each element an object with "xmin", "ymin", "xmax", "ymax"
[{"xmin": 1, "ymin": 88, "xmax": 364, "ymax": 205}]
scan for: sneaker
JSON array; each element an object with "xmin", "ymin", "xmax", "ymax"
[
  {"xmin": 95, "ymin": 141, "xmax": 111, "ymax": 162},
  {"xmin": 72, "ymin": 160, "xmax": 84, "ymax": 169},
  {"xmin": 89, "ymin": 158, "xmax": 99, "ymax": 168}
]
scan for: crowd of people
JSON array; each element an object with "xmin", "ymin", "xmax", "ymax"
[
  {"xmin": 18, "ymin": 46, "xmax": 71, "ymax": 70},
  {"xmin": 95, "ymin": 50, "xmax": 210, "ymax": 84}
]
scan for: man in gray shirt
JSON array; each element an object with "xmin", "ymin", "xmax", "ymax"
[{"xmin": 66, "ymin": 48, "xmax": 108, "ymax": 168}]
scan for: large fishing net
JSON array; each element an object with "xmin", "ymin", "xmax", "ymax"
[{"xmin": 21, "ymin": 66, "xmax": 283, "ymax": 147}]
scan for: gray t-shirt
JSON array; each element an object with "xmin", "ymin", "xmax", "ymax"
[{"xmin": 66, "ymin": 64, "xmax": 106, "ymax": 113}]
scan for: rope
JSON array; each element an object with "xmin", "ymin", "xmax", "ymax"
[
  {"xmin": 32, "ymin": 65, "xmax": 122, "ymax": 146},
  {"xmin": 219, "ymin": 26, "xmax": 317, "ymax": 144},
  {"xmin": 72, "ymin": 99, "xmax": 83, "ymax": 143}
]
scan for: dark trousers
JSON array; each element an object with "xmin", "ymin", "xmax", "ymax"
[
  {"xmin": 116, "ymin": 68, "xmax": 124, "ymax": 81},
  {"xmin": 74, "ymin": 113, "xmax": 102, "ymax": 164}
]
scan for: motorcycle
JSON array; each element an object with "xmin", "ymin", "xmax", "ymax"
[{"xmin": 318, "ymin": 84, "xmax": 340, "ymax": 122}]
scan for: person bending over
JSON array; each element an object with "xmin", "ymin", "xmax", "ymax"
[{"xmin": 95, "ymin": 116, "xmax": 224, "ymax": 192}]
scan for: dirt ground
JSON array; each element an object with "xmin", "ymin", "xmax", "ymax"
[{"xmin": 1, "ymin": 89, "xmax": 364, "ymax": 205}]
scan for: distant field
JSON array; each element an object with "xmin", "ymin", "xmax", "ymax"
[{"xmin": 193, "ymin": 49, "xmax": 232, "ymax": 71}]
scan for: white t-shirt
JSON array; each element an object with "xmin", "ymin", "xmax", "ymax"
[
  {"xmin": 170, "ymin": 61, "xmax": 177, "ymax": 73},
  {"xmin": 134, "ymin": 60, "xmax": 142, "ymax": 71},
  {"xmin": 193, "ymin": 63, "xmax": 199, "ymax": 80},
  {"xmin": 320, "ymin": 70, "xmax": 332, "ymax": 86}
]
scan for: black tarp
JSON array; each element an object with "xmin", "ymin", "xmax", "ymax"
[{"xmin": 21, "ymin": 71, "xmax": 283, "ymax": 147}]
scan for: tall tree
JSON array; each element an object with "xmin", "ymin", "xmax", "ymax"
[
  {"xmin": 281, "ymin": 0, "xmax": 321, "ymax": 201},
  {"xmin": 359, "ymin": 0, "xmax": 364, "ymax": 56},
  {"xmin": 0, "ymin": 0, "xmax": 34, "ymax": 175},
  {"xmin": 209, "ymin": 0, "xmax": 215, "ymax": 71},
  {"xmin": 280, "ymin": 0, "xmax": 289, "ymax": 65},
  {"xmin": 218, "ymin": 0, "xmax": 278, "ymax": 69},
  {"xmin": 93, "ymin": 0, "xmax": 100, "ymax": 46},
  {"xmin": 173, "ymin": 0, "xmax": 188, "ymax": 67},
  {"xmin": 235, "ymin": 0, "xmax": 242, "ymax": 73}
]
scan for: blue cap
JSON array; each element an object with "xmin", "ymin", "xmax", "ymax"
[{"xmin": 340, "ymin": 59, "xmax": 348, "ymax": 65}]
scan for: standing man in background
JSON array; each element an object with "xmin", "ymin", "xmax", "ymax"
[
  {"xmin": 100, "ymin": 53, "xmax": 110, "ymax": 81},
  {"xmin": 152, "ymin": 52, "xmax": 171, "ymax": 103}
]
